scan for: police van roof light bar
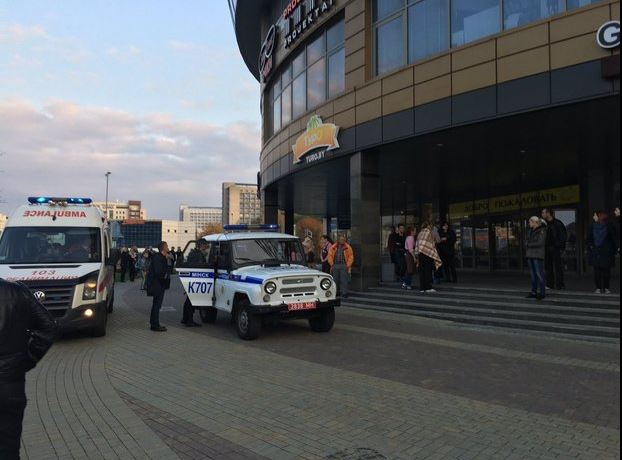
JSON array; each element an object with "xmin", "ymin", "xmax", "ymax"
[
  {"xmin": 223, "ymin": 224, "xmax": 279, "ymax": 233},
  {"xmin": 28, "ymin": 197, "xmax": 93, "ymax": 205}
]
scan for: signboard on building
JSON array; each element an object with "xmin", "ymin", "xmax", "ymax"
[
  {"xmin": 449, "ymin": 185, "xmax": 580, "ymax": 219},
  {"xmin": 597, "ymin": 21, "xmax": 620, "ymax": 49},
  {"xmin": 293, "ymin": 115, "xmax": 340, "ymax": 164},
  {"xmin": 282, "ymin": 0, "xmax": 335, "ymax": 49}
]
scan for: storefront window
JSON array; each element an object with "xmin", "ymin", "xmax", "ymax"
[
  {"xmin": 282, "ymin": 84, "xmax": 292, "ymax": 126},
  {"xmin": 567, "ymin": 0, "xmax": 602, "ymax": 9},
  {"xmin": 503, "ymin": 0, "xmax": 564, "ymax": 29},
  {"xmin": 307, "ymin": 58, "xmax": 326, "ymax": 109},
  {"xmin": 265, "ymin": 18, "xmax": 345, "ymax": 137},
  {"xmin": 292, "ymin": 73, "xmax": 306, "ymax": 118},
  {"xmin": 328, "ymin": 48, "xmax": 345, "ymax": 97},
  {"xmin": 376, "ymin": 16, "xmax": 404, "ymax": 75},
  {"xmin": 452, "ymin": 0, "xmax": 501, "ymax": 46},
  {"xmin": 373, "ymin": 0, "xmax": 404, "ymax": 21},
  {"xmin": 408, "ymin": 0, "xmax": 449, "ymax": 63}
]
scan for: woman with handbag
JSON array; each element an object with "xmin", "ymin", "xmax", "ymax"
[{"xmin": 145, "ymin": 241, "xmax": 171, "ymax": 332}]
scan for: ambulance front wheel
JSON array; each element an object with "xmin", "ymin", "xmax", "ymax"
[{"xmin": 199, "ymin": 306, "xmax": 218, "ymax": 323}]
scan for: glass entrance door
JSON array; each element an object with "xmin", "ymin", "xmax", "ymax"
[{"xmin": 491, "ymin": 216, "xmax": 522, "ymax": 270}]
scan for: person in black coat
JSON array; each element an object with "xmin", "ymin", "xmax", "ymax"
[
  {"xmin": 0, "ymin": 279, "xmax": 58, "ymax": 458},
  {"xmin": 438, "ymin": 222, "xmax": 457, "ymax": 283},
  {"xmin": 542, "ymin": 208, "xmax": 567, "ymax": 290},
  {"xmin": 145, "ymin": 241, "xmax": 171, "ymax": 331},
  {"xmin": 587, "ymin": 211, "xmax": 618, "ymax": 294},
  {"xmin": 119, "ymin": 248, "xmax": 130, "ymax": 282}
]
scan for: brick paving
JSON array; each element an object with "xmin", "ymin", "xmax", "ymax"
[{"xmin": 20, "ymin": 281, "xmax": 620, "ymax": 459}]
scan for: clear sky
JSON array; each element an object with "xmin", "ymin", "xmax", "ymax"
[{"xmin": 0, "ymin": 0, "xmax": 260, "ymax": 219}]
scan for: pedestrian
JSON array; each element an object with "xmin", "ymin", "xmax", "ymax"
[
  {"xmin": 587, "ymin": 211, "xmax": 618, "ymax": 294},
  {"xmin": 327, "ymin": 233, "xmax": 354, "ymax": 298},
  {"xmin": 613, "ymin": 206, "xmax": 620, "ymax": 254},
  {"xmin": 432, "ymin": 221, "xmax": 443, "ymax": 283},
  {"xmin": 0, "ymin": 279, "xmax": 58, "ymax": 459},
  {"xmin": 438, "ymin": 222, "xmax": 457, "ymax": 283},
  {"xmin": 387, "ymin": 226, "xmax": 399, "ymax": 279},
  {"xmin": 136, "ymin": 250, "xmax": 151, "ymax": 290},
  {"xmin": 175, "ymin": 247, "xmax": 184, "ymax": 267},
  {"xmin": 128, "ymin": 246, "xmax": 138, "ymax": 282},
  {"xmin": 319, "ymin": 235, "xmax": 333, "ymax": 273},
  {"xmin": 302, "ymin": 237, "xmax": 316, "ymax": 268},
  {"xmin": 394, "ymin": 224, "xmax": 407, "ymax": 282},
  {"xmin": 541, "ymin": 208, "xmax": 567, "ymax": 290},
  {"xmin": 168, "ymin": 247, "xmax": 177, "ymax": 274},
  {"xmin": 119, "ymin": 248, "xmax": 129, "ymax": 282},
  {"xmin": 402, "ymin": 227, "xmax": 416, "ymax": 290},
  {"xmin": 145, "ymin": 241, "xmax": 171, "ymax": 332},
  {"xmin": 414, "ymin": 221, "xmax": 442, "ymax": 293},
  {"xmin": 525, "ymin": 216, "xmax": 547, "ymax": 300}
]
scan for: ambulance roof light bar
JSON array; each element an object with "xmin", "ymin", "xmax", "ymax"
[
  {"xmin": 223, "ymin": 224, "xmax": 279, "ymax": 233},
  {"xmin": 28, "ymin": 197, "xmax": 93, "ymax": 205}
]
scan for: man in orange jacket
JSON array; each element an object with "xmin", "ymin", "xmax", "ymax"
[{"xmin": 327, "ymin": 233, "xmax": 354, "ymax": 298}]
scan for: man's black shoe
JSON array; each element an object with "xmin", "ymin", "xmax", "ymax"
[
  {"xmin": 184, "ymin": 321, "xmax": 202, "ymax": 327},
  {"xmin": 536, "ymin": 294, "xmax": 545, "ymax": 301},
  {"xmin": 150, "ymin": 326, "xmax": 167, "ymax": 332},
  {"xmin": 525, "ymin": 293, "xmax": 537, "ymax": 299}
]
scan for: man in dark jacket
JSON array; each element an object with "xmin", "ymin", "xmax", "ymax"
[
  {"xmin": 145, "ymin": 241, "xmax": 171, "ymax": 332},
  {"xmin": 542, "ymin": 208, "xmax": 567, "ymax": 290},
  {"xmin": 393, "ymin": 224, "xmax": 407, "ymax": 282},
  {"xmin": 0, "ymin": 279, "xmax": 58, "ymax": 459}
]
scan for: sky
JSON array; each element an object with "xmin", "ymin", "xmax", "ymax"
[{"xmin": 0, "ymin": 0, "xmax": 261, "ymax": 219}]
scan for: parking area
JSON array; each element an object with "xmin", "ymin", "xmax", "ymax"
[{"xmin": 21, "ymin": 279, "xmax": 620, "ymax": 459}]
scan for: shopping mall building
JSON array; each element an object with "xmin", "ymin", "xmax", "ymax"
[{"xmin": 230, "ymin": 0, "xmax": 620, "ymax": 289}]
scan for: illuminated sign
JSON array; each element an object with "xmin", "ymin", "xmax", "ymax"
[
  {"xmin": 597, "ymin": 21, "xmax": 620, "ymax": 49},
  {"xmin": 282, "ymin": 0, "xmax": 334, "ymax": 49},
  {"xmin": 258, "ymin": 24, "xmax": 277, "ymax": 82},
  {"xmin": 293, "ymin": 115, "xmax": 339, "ymax": 164}
]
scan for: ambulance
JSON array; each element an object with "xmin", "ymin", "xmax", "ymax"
[
  {"xmin": 178, "ymin": 224, "xmax": 340, "ymax": 340},
  {"xmin": 0, "ymin": 197, "xmax": 116, "ymax": 336}
]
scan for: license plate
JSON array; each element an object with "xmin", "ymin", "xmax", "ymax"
[{"xmin": 287, "ymin": 301, "xmax": 317, "ymax": 311}]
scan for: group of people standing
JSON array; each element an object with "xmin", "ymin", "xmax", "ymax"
[
  {"xmin": 388, "ymin": 221, "xmax": 456, "ymax": 293},
  {"xmin": 303, "ymin": 234, "xmax": 354, "ymax": 298}
]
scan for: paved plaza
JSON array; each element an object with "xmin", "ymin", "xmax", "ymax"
[{"xmin": 20, "ymin": 280, "xmax": 620, "ymax": 460}]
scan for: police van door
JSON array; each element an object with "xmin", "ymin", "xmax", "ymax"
[
  {"xmin": 178, "ymin": 240, "xmax": 215, "ymax": 307},
  {"xmin": 211, "ymin": 242, "xmax": 233, "ymax": 313}
]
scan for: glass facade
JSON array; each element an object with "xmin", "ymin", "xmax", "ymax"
[
  {"xmin": 373, "ymin": 0, "xmax": 603, "ymax": 76},
  {"xmin": 266, "ymin": 18, "xmax": 345, "ymax": 138},
  {"xmin": 117, "ymin": 221, "xmax": 162, "ymax": 249}
]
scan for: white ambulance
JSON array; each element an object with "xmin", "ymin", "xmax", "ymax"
[
  {"xmin": 0, "ymin": 197, "xmax": 116, "ymax": 336},
  {"xmin": 178, "ymin": 225, "xmax": 340, "ymax": 340}
]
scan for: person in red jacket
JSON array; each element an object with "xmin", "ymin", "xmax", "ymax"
[{"xmin": 327, "ymin": 234, "xmax": 354, "ymax": 298}]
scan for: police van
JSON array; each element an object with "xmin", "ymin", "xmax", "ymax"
[
  {"xmin": 0, "ymin": 197, "xmax": 116, "ymax": 336},
  {"xmin": 178, "ymin": 225, "xmax": 340, "ymax": 340}
]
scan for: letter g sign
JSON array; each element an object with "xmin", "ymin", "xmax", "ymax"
[{"xmin": 597, "ymin": 21, "xmax": 620, "ymax": 49}]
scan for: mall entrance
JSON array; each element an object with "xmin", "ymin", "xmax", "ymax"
[{"xmin": 378, "ymin": 97, "xmax": 618, "ymax": 275}]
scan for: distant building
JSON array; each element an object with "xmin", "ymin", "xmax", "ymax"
[
  {"xmin": 0, "ymin": 213, "xmax": 7, "ymax": 236},
  {"xmin": 222, "ymin": 182, "xmax": 261, "ymax": 225},
  {"xmin": 113, "ymin": 219, "xmax": 196, "ymax": 250},
  {"xmin": 93, "ymin": 200, "xmax": 147, "ymax": 221},
  {"xmin": 179, "ymin": 205, "xmax": 222, "ymax": 230}
]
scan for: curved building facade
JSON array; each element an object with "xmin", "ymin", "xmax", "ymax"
[{"xmin": 233, "ymin": 0, "xmax": 620, "ymax": 288}]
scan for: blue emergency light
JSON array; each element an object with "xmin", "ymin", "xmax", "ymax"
[
  {"xmin": 28, "ymin": 197, "xmax": 93, "ymax": 205},
  {"xmin": 224, "ymin": 224, "xmax": 279, "ymax": 232}
]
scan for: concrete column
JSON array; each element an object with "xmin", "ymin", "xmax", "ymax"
[
  {"xmin": 262, "ymin": 188, "xmax": 278, "ymax": 225},
  {"xmin": 349, "ymin": 151, "xmax": 380, "ymax": 291}
]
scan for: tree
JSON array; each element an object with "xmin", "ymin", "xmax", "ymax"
[{"xmin": 198, "ymin": 223, "xmax": 224, "ymax": 238}]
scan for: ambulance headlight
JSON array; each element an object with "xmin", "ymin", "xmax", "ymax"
[
  {"xmin": 264, "ymin": 281, "xmax": 277, "ymax": 294},
  {"xmin": 82, "ymin": 278, "xmax": 98, "ymax": 300},
  {"xmin": 320, "ymin": 278, "xmax": 332, "ymax": 290}
]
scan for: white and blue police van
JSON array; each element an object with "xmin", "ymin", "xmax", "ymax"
[
  {"xmin": 177, "ymin": 225, "xmax": 339, "ymax": 340},
  {"xmin": 0, "ymin": 197, "xmax": 116, "ymax": 337}
]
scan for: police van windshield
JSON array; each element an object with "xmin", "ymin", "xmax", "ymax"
[
  {"xmin": 0, "ymin": 227, "xmax": 101, "ymax": 264},
  {"xmin": 232, "ymin": 238, "xmax": 304, "ymax": 267}
]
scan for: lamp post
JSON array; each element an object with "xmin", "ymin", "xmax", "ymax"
[{"xmin": 105, "ymin": 172, "xmax": 111, "ymax": 220}]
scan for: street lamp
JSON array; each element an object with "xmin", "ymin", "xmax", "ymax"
[{"xmin": 105, "ymin": 172, "xmax": 111, "ymax": 220}]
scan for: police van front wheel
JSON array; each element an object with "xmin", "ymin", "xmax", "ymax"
[
  {"xmin": 309, "ymin": 307, "xmax": 335, "ymax": 333},
  {"xmin": 235, "ymin": 299, "xmax": 261, "ymax": 340}
]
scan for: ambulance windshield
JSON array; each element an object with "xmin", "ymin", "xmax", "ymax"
[{"xmin": 0, "ymin": 227, "xmax": 101, "ymax": 264}]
